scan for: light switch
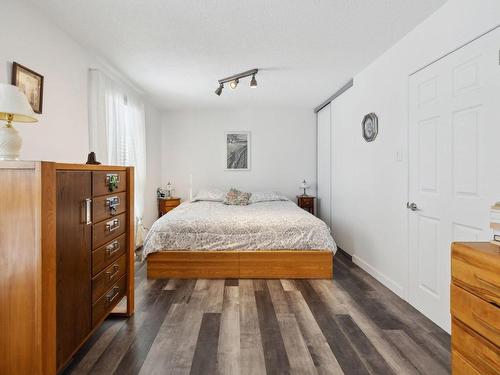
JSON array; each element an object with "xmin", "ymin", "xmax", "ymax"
[{"xmin": 396, "ymin": 149, "xmax": 403, "ymax": 162}]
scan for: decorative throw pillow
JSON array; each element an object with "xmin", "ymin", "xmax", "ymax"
[{"xmin": 223, "ymin": 188, "xmax": 252, "ymax": 205}]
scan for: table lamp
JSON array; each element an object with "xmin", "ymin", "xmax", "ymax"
[
  {"xmin": 0, "ymin": 83, "xmax": 37, "ymax": 160},
  {"xmin": 166, "ymin": 181, "xmax": 174, "ymax": 198},
  {"xmin": 300, "ymin": 179, "xmax": 309, "ymax": 196}
]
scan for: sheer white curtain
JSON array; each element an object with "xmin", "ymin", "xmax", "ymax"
[{"xmin": 88, "ymin": 69, "xmax": 147, "ymax": 247}]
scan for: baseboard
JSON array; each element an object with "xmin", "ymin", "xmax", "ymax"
[
  {"xmin": 336, "ymin": 246, "xmax": 352, "ymax": 261},
  {"xmin": 352, "ymin": 255, "xmax": 405, "ymax": 299}
]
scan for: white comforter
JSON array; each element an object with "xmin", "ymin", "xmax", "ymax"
[{"xmin": 143, "ymin": 200, "xmax": 336, "ymax": 257}]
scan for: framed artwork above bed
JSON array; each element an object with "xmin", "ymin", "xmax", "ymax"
[{"xmin": 225, "ymin": 131, "xmax": 250, "ymax": 170}]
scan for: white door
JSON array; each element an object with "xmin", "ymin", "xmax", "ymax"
[
  {"xmin": 408, "ymin": 27, "xmax": 500, "ymax": 332},
  {"xmin": 317, "ymin": 104, "xmax": 332, "ymax": 228}
]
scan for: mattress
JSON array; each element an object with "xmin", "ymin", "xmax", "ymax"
[{"xmin": 142, "ymin": 200, "xmax": 336, "ymax": 257}]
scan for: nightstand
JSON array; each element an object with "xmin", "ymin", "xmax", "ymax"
[
  {"xmin": 297, "ymin": 195, "xmax": 315, "ymax": 215},
  {"xmin": 158, "ymin": 197, "xmax": 181, "ymax": 217}
]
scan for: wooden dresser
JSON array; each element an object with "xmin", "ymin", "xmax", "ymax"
[
  {"xmin": 0, "ymin": 161, "xmax": 135, "ymax": 375},
  {"xmin": 451, "ymin": 242, "xmax": 499, "ymax": 375}
]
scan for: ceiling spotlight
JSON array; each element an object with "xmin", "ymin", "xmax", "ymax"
[
  {"xmin": 250, "ymin": 74, "xmax": 257, "ymax": 88},
  {"xmin": 215, "ymin": 83, "xmax": 223, "ymax": 96},
  {"xmin": 229, "ymin": 79, "xmax": 239, "ymax": 89},
  {"xmin": 214, "ymin": 69, "xmax": 258, "ymax": 96}
]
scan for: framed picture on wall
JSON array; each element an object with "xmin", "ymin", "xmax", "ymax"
[
  {"xmin": 362, "ymin": 113, "xmax": 378, "ymax": 142},
  {"xmin": 11, "ymin": 62, "xmax": 44, "ymax": 114},
  {"xmin": 225, "ymin": 131, "xmax": 251, "ymax": 170}
]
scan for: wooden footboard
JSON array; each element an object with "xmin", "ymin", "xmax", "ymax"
[{"xmin": 147, "ymin": 250, "xmax": 333, "ymax": 279}]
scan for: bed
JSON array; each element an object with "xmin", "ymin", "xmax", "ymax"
[{"xmin": 143, "ymin": 198, "xmax": 336, "ymax": 279}]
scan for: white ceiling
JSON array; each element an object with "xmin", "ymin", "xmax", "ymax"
[{"xmin": 30, "ymin": 0, "xmax": 446, "ymax": 110}]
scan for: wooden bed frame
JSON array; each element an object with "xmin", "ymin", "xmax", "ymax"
[{"xmin": 147, "ymin": 250, "xmax": 333, "ymax": 279}]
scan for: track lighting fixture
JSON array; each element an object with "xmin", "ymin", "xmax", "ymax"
[
  {"xmin": 215, "ymin": 83, "xmax": 223, "ymax": 96},
  {"xmin": 229, "ymin": 79, "xmax": 239, "ymax": 89},
  {"xmin": 250, "ymin": 74, "xmax": 257, "ymax": 88},
  {"xmin": 215, "ymin": 69, "xmax": 258, "ymax": 96}
]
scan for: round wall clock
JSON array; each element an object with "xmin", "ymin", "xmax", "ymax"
[{"xmin": 362, "ymin": 113, "xmax": 378, "ymax": 142}]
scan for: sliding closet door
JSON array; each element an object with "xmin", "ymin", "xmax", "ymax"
[{"xmin": 317, "ymin": 104, "xmax": 331, "ymax": 229}]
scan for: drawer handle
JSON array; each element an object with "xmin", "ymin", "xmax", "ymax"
[
  {"xmin": 472, "ymin": 312, "xmax": 500, "ymax": 336},
  {"xmin": 474, "ymin": 346, "xmax": 499, "ymax": 374},
  {"xmin": 106, "ymin": 174, "xmax": 120, "ymax": 192},
  {"xmin": 474, "ymin": 274, "xmax": 500, "ymax": 294},
  {"xmin": 106, "ymin": 264, "xmax": 120, "ymax": 281},
  {"xmin": 106, "ymin": 241, "xmax": 121, "ymax": 256},
  {"xmin": 106, "ymin": 286, "xmax": 120, "ymax": 303},
  {"xmin": 106, "ymin": 196, "xmax": 120, "ymax": 215},
  {"xmin": 106, "ymin": 219, "xmax": 120, "ymax": 232}
]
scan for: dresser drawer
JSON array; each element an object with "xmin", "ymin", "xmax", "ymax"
[
  {"xmin": 93, "ymin": 213, "xmax": 126, "ymax": 249},
  {"xmin": 92, "ymin": 254, "xmax": 126, "ymax": 303},
  {"xmin": 92, "ymin": 275, "xmax": 127, "ymax": 327},
  {"xmin": 92, "ymin": 171, "xmax": 127, "ymax": 197},
  {"xmin": 451, "ymin": 284, "xmax": 500, "ymax": 347},
  {"xmin": 161, "ymin": 198, "xmax": 180, "ymax": 207},
  {"xmin": 452, "ymin": 243, "xmax": 500, "ymax": 305},
  {"xmin": 452, "ymin": 349, "xmax": 482, "ymax": 375},
  {"xmin": 92, "ymin": 234, "xmax": 127, "ymax": 276},
  {"xmin": 452, "ymin": 318, "xmax": 499, "ymax": 375},
  {"xmin": 93, "ymin": 192, "xmax": 126, "ymax": 223}
]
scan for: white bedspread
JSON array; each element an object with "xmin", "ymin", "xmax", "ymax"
[{"xmin": 143, "ymin": 200, "xmax": 336, "ymax": 257}]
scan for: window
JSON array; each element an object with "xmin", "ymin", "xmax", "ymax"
[{"xmin": 88, "ymin": 69, "xmax": 147, "ymax": 247}]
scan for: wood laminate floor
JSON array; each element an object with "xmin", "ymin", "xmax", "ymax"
[{"xmin": 63, "ymin": 252, "xmax": 451, "ymax": 375}]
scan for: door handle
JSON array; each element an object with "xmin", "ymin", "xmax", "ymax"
[
  {"xmin": 85, "ymin": 198, "xmax": 93, "ymax": 225},
  {"xmin": 407, "ymin": 202, "xmax": 419, "ymax": 211}
]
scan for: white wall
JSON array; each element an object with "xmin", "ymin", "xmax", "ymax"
[
  {"xmin": 144, "ymin": 103, "xmax": 162, "ymax": 228},
  {"xmin": 0, "ymin": 0, "xmax": 91, "ymax": 162},
  {"xmin": 330, "ymin": 0, "xmax": 500, "ymax": 298},
  {"xmin": 161, "ymin": 109, "xmax": 316, "ymax": 201}
]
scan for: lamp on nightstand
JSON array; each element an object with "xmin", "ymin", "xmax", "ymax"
[
  {"xmin": 166, "ymin": 181, "xmax": 174, "ymax": 198},
  {"xmin": 299, "ymin": 179, "xmax": 309, "ymax": 196},
  {"xmin": 0, "ymin": 83, "xmax": 37, "ymax": 160}
]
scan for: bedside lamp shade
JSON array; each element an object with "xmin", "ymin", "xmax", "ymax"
[
  {"xmin": 0, "ymin": 83, "xmax": 37, "ymax": 160},
  {"xmin": 0, "ymin": 84, "xmax": 37, "ymax": 123}
]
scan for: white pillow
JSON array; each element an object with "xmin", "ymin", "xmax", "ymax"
[
  {"xmin": 192, "ymin": 188, "xmax": 226, "ymax": 202},
  {"xmin": 249, "ymin": 191, "xmax": 288, "ymax": 204}
]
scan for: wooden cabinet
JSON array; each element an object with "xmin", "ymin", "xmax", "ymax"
[
  {"xmin": 451, "ymin": 242, "xmax": 500, "ymax": 374},
  {"xmin": 297, "ymin": 195, "xmax": 315, "ymax": 215},
  {"xmin": 0, "ymin": 162, "xmax": 135, "ymax": 375},
  {"xmin": 56, "ymin": 171, "xmax": 93, "ymax": 368},
  {"xmin": 158, "ymin": 197, "xmax": 181, "ymax": 217}
]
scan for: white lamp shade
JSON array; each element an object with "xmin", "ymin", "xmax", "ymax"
[
  {"xmin": 300, "ymin": 180, "xmax": 308, "ymax": 189},
  {"xmin": 0, "ymin": 83, "xmax": 37, "ymax": 123}
]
